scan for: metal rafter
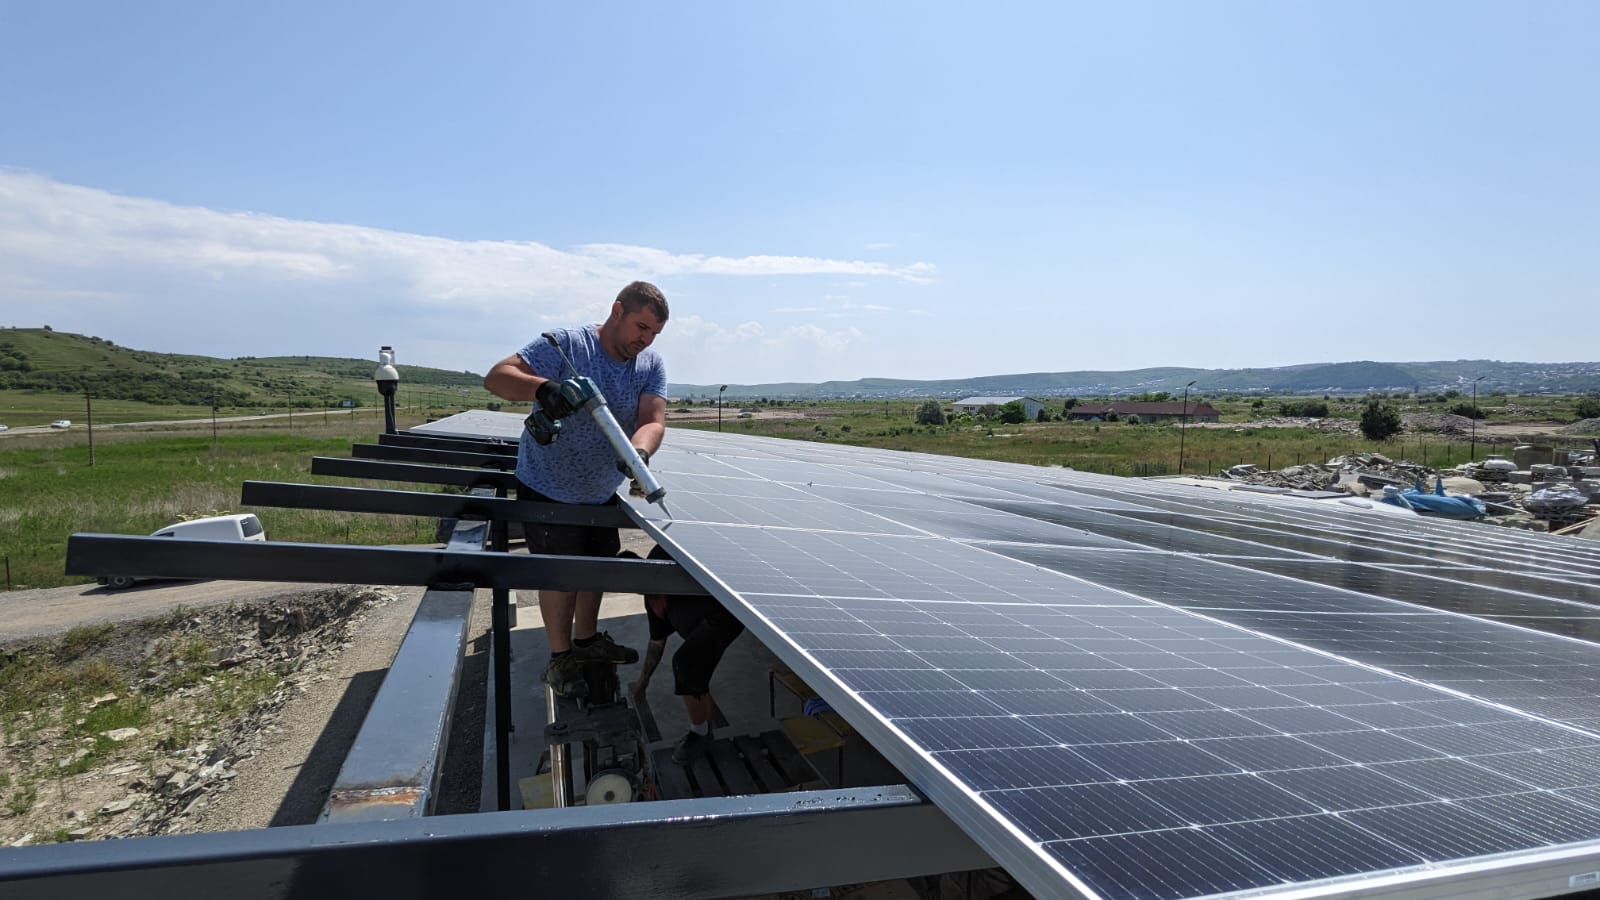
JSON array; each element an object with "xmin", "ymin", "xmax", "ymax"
[{"xmin": 64, "ymin": 535, "xmax": 703, "ymax": 594}]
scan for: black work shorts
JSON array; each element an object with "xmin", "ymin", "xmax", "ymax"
[
  {"xmin": 669, "ymin": 599, "xmax": 746, "ymax": 697},
  {"xmin": 517, "ymin": 483, "xmax": 621, "ymax": 559}
]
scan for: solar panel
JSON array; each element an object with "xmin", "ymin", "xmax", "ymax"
[{"xmin": 430, "ymin": 414, "xmax": 1600, "ymax": 898}]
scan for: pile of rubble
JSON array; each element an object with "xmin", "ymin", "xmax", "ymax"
[
  {"xmin": 1400, "ymin": 412, "xmax": 1477, "ymax": 436},
  {"xmin": 1243, "ymin": 413, "xmax": 1481, "ymax": 436},
  {"xmin": 1563, "ymin": 418, "xmax": 1600, "ymax": 435},
  {"xmin": 1248, "ymin": 416, "xmax": 1361, "ymax": 434},
  {"xmin": 1220, "ymin": 453, "xmax": 1432, "ymax": 493},
  {"xmin": 1215, "ymin": 446, "xmax": 1600, "ymax": 535}
]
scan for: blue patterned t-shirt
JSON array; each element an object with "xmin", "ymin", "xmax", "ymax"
[{"xmin": 515, "ymin": 325, "xmax": 668, "ymax": 504}]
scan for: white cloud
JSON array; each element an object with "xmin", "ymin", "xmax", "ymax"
[
  {"xmin": 577, "ymin": 243, "xmax": 936, "ymax": 284},
  {"xmin": 0, "ymin": 168, "xmax": 936, "ymax": 380},
  {"xmin": 774, "ymin": 323, "xmax": 865, "ymax": 355}
]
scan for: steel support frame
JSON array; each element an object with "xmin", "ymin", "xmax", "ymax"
[
  {"xmin": 309, "ymin": 456, "xmax": 520, "ymax": 491},
  {"xmin": 64, "ymin": 535, "xmax": 704, "ymax": 595},
  {"xmin": 240, "ymin": 481, "xmax": 634, "ymax": 528},
  {"xmin": 351, "ymin": 443, "xmax": 516, "ymax": 469},
  {"xmin": 322, "ymin": 582, "xmax": 475, "ymax": 823},
  {"xmin": 320, "ymin": 501, "xmax": 493, "ymax": 824},
  {"xmin": 0, "ymin": 787, "xmax": 992, "ymax": 900},
  {"xmin": 377, "ymin": 432, "xmax": 517, "ymax": 455}
]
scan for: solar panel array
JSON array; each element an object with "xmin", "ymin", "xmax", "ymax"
[
  {"xmin": 630, "ymin": 430, "xmax": 1600, "ymax": 900},
  {"xmin": 431, "ymin": 413, "xmax": 1600, "ymax": 899}
]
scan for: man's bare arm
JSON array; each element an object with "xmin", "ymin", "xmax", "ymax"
[
  {"xmin": 483, "ymin": 354, "xmax": 551, "ymax": 403},
  {"xmin": 631, "ymin": 638, "xmax": 668, "ymax": 703},
  {"xmin": 632, "ymin": 393, "xmax": 667, "ymax": 456}
]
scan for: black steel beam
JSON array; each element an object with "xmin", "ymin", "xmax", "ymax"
[
  {"xmin": 379, "ymin": 432, "xmax": 518, "ymax": 456},
  {"xmin": 0, "ymin": 787, "xmax": 994, "ymax": 899},
  {"xmin": 309, "ymin": 457, "xmax": 520, "ymax": 491},
  {"xmin": 321, "ymin": 586, "xmax": 474, "ymax": 823},
  {"xmin": 65, "ymin": 535, "xmax": 705, "ymax": 594},
  {"xmin": 352, "ymin": 443, "xmax": 515, "ymax": 470},
  {"xmin": 240, "ymin": 482, "xmax": 635, "ymax": 529}
]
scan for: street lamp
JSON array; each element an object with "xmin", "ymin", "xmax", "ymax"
[
  {"xmin": 374, "ymin": 346, "xmax": 400, "ymax": 434},
  {"xmin": 718, "ymin": 384, "xmax": 728, "ymax": 433},
  {"xmin": 1178, "ymin": 380, "xmax": 1197, "ymax": 474},
  {"xmin": 1470, "ymin": 375, "xmax": 1486, "ymax": 462}
]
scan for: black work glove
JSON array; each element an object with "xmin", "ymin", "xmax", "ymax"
[
  {"xmin": 617, "ymin": 447, "xmax": 650, "ymax": 475},
  {"xmin": 535, "ymin": 380, "xmax": 577, "ymax": 420}
]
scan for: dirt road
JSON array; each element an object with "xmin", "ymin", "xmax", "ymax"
[{"xmin": 0, "ymin": 578, "xmax": 329, "ymax": 645}]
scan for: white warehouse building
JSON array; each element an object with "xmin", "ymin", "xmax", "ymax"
[{"xmin": 952, "ymin": 396, "xmax": 1044, "ymax": 420}]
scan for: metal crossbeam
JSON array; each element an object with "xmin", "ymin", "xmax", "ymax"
[
  {"xmin": 0, "ymin": 787, "xmax": 992, "ymax": 899},
  {"xmin": 65, "ymin": 535, "xmax": 703, "ymax": 594},
  {"xmin": 240, "ymin": 482, "xmax": 634, "ymax": 528},
  {"xmin": 309, "ymin": 457, "xmax": 520, "ymax": 491},
  {"xmin": 352, "ymin": 443, "xmax": 516, "ymax": 469},
  {"xmin": 378, "ymin": 432, "xmax": 518, "ymax": 455}
]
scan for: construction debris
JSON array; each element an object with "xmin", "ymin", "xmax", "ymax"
[{"xmin": 1212, "ymin": 447, "xmax": 1599, "ymax": 533}]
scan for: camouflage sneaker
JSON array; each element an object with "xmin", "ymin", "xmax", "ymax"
[
  {"xmin": 542, "ymin": 655, "xmax": 589, "ymax": 699},
  {"xmin": 570, "ymin": 630, "xmax": 639, "ymax": 665}
]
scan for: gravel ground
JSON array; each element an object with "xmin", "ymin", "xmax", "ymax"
[
  {"xmin": 176, "ymin": 585, "xmax": 431, "ymax": 832},
  {"xmin": 0, "ymin": 578, "xmax": 481, "ymax": 836}
]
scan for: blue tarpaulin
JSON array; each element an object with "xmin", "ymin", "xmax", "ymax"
[{"xmin": 1377, "ymin": 478, "xmax": 1486, "ymax": 519}]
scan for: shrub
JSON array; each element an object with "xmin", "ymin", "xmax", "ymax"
[
  {"xmin": 1447, "ymin": 402, "xmax": 1484, "ymax": 420},
  {"xmin": 914, "ymin": 400, "xmax": 945, "ymax": 426},
  {"xmin": 1359, "ymin": 398, "xmax": 1402, "ymax": 440},
  {"xmin": 997, "ymin": 401, "xmax": 1027, "ymax": 425},
  {"xmin": 1576, "ymin": 396, "xmax": 1600, "ymax": 420}
]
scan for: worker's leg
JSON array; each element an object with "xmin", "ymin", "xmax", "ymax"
[
  {"xmin": 568, "ymin": 526, "xmax": 634, "ymax": 662},
  {"xmin": 539, "ymin": 590, "xmax": 578, "ymax": 653},
  {"xmin": 571, "ymin": 591, "xmax": 604, "ymax": 642},
  {"xmin": 682, "ymin": 692, "xmax": 713, "ymax": 727},
  {"xmin": 672, "ymin": 608, "xmax": 746, "ymax": 720}
]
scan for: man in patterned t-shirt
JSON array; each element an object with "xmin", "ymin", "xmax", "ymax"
[{"xmin": 484, "ymin": 281, "xmax": 669, "ymax": 698}]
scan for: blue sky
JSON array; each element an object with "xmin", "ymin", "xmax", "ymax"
[{"xmin": 1, "ymin": 2, "xmax": 1596, "ymax": 385}]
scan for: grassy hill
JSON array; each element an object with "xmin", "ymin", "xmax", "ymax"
[
  {"xmin": 676, "ymin": 359, "xmax": 1600, "ymax": 400},
  {"xmin": 0, "ymin": 328, "xmax": 495, "ymax": 424}
]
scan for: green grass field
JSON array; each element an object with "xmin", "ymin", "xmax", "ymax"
[
  {"xmin": 0, "ymin": 412, "xmax": 451, "ymax": 590},
  {"xmin": 679, "ymin": 407, "xmax": 1487, "ymax": 476}
]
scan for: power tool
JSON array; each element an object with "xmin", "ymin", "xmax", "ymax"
[{"xmin": 525, "ymin": 333, "xmax": 670, "ymax": 511}]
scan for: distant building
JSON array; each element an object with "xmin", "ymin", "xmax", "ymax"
[
  {"xmin": 1066, "ymin": 401, "xmax": 1220, "ymax": 424},
  {"xmin": 953, "ymin": 396, "xmax": 1044, "ymax": 420}
]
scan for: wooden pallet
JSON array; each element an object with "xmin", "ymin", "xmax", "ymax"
[{"xmin": 650, "ymin": 729, "xmax": 823, "ymax": 800}]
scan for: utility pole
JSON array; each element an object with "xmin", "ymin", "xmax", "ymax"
[
  {"xmin": 1178, "ymin": 381, "xmax": 1196, "ymax": 474},
  {"xmin": 1470, "ymin": 375, "xmax": 1486, "ymax": 462},
  {"xmin": 211, "ymin": 387, "xmax": 218, "ymax": 445},
  {"xmin": 84, "ymin": 386, "xmax": 95, "ymax": 467}
]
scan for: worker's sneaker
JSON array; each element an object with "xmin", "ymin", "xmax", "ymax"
[
  {"xmin": 570, "ymin": 630, "xmax": 639, "ymax": 665},
  {"xmin": 541, "ymin": 655, "xmax": 589, "ymax": 699},
  {"xmin": 671, "ymin": 729, "xmax": 711, "ymax": 764}
]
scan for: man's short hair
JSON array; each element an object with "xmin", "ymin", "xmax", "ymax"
[{"xmin": 616, "ymin": 281, "xmax": 669, "ymax": 322}]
